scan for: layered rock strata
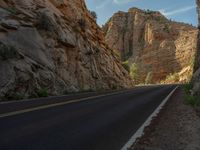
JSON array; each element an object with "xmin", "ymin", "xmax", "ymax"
[
  {"xmin": 104, "ymin": 8, "xmax": 197, "ymax": 83},
  {"xmin": 0, "ymin": 0, "xmax": 132, "ymax": 100}
]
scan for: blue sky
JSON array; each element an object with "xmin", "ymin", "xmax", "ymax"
[{"xmin": 85, "ymin": 0, "xmax": 198, "ymax": 26}]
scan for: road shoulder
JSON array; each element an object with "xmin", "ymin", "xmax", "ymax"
[{"xmin": 131, "ymin": 87, "xmax": 200, "ymax": 150}]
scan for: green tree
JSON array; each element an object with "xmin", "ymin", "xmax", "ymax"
[
  {"xmin": 130, "ymin": 63, "xmax": 139, "ymax": 83},
  {"xmin": 90, "ymin": 11, "xmax": 97, "ymax": 20}
]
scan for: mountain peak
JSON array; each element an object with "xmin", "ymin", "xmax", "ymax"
[{"xmin": 128, "ymin": 7, "xmax": 165, "ymax": 17}]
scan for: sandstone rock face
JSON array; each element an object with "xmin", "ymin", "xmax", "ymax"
[
  {"xmin": 104, "ymin": 8, "xmax": 197, "ymax": 83},
  {"xmin": 0, "ymin": 0, "xmax": 132, "ymax": 100},
  {"xmin": 192, "ymin": 0, "xmax": 200, "ymax": 95}
]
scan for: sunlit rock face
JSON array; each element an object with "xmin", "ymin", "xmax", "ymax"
[
  {"xmin": 0, "ymin": 0, "xmax": 133, "ymax": 100},
  {"xmin": 192, "ymin": 0, "xmax": 200, "ymax": 95},
  {"xmin": 104, "ymin": 8, "xmax": 197, "ymax": 84}
]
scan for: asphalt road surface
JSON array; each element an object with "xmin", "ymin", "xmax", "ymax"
[{"xmin": 0, "ymin": 85, "xmax": 177, "ymax": 150}]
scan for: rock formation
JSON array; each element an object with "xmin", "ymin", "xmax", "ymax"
[
  {"xmin": 104, "ymin": 8, "xmax": 197, "ymax": 83},
  {"xmin": 192, "ymin": 0, "xmax": 200, "ymax": 95},
  {"xmin": 0, "ymin": 0, "xmax": 132, "ymax": 100}
]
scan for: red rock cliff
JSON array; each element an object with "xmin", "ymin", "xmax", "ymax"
[
  {"xmin": 0, "ymin": 0, "xmax": 132, "ymax": 100},
  {"xmin": 104, "ymin": 8, "xmax": 197, "ymax": 84}
]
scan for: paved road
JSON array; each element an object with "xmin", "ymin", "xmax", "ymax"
[{"xmin": 0, "ymin": 85, "xmax": 177, "ymax": 150}]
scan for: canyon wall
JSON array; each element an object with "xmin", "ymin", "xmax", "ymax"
[
  {"xmin": 192, "ymin": 0, "xmax": 200, "ymax": 95},
  {"xmin": 104, "ymin": 8, "xmax": 197, "ymax": 83},
  {"xmin": 0, "ymin": 0, "xmax": 132, "ymax": 100}
]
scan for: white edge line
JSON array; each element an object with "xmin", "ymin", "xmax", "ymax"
[
  {"xmin": 0, "ymin": 90, "xmax": 130, "ymax": 118},
  {"xmin": 121, "ymin": 86, "xmax": 179, "ymax": 150}
]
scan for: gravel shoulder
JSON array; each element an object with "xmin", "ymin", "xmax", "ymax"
[{"xmin": 131, "ymin": 87, "xmax": 200, "ymax": 150}]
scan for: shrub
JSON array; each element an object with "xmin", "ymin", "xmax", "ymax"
[
  {"xmin": 184, "ymin": 95, "xmax": 200, "ymax": 107},
  {"xmin": 130, "ymin": 63, "xmax": 139, "ymax": 82},
  {"xmin": 145, "ymin": 9, "xmax": 154, "ymax": 14},
  {"xmin": 173, "ymin": 73, "xmax": 180, "ymax": 82},
  {"xmin": 190, "ymin": 56, "xmax": 195, "ymax": 68},
  {"xmin": 0, "ymin": 43, "xmax": 18, "ymax": 60},
  {"xmin": 163, "ymin": 24, "xmax": 170, "ymax": 33},
  {"xmin": 164, "ymin": 73, "xmax": 180, "ymax": 83},
  {"xmin": 90, "ymin": 11, "xmax": 97, "ymax": 20},
  {"xmin": 37, "ymin": 88, "xmax": 48, "ymax": 97},
  {"xmin": 184, "ymin": 84, "xmax": 200, "ymax": 107},
  {"xmin": 184, "ymin": 83, "xmax": 193, "ymax": 95}
]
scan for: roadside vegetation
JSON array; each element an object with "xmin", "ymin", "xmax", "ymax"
[
  {"xmin": 184, "ymin": 84, "xmax": 200, "ymax": 107},
  {"xmin": 130, "ymin": 63, "xmax": 139, "ymax": 84},
  {"xmin": 161, "ymin": 64, "xmax": 194, "ymax": 84},
  {"xmin": 37, "ymin": 88, "xmax": 48, "ymax": 97},
  {"xmin": 181, "ymin": 56, "xmax": 200, "ymax": 107},
  {"xmin": 121, "ymin": 61, "xmax": 140, "ymax": 84},
  {"xmin": 162, "ymin": 73, "xmax": 180, "ymax": 83},
  {"xmin": 122, "ymin": 61, "xmax": 154, "ymax": 85}
]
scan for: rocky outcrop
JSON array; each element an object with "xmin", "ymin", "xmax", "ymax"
[
  {"xmin": 192, "ymin": 0, "xmax": 200, "ymax": 95},
  {"xmin": 104, "ymin": 8, "xmax": 197, "ymax": 83},
  {"xmin": 0, "ymin": 0, "xmax": 132, "ymax": 100},
  {"xmin": 195, "ymin": 0, "xmax": 200, "ymax": 72}
]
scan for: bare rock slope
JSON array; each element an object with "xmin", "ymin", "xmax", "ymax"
[
  {"xmin": 104, "ymin": 8, "xmax": 197, "ymax": 83},
  {"xmin": 0, "ymin": 0, "xmax": 132, "ymax": 100}
]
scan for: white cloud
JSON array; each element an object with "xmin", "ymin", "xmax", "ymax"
[
  {"xmin": 96, "ymin": 0, "xmax": 111, "ymax": 9},
  {"xmin": 160, "ymin": 6, "xmax": 196, "ymax": 16},
  {"xmin": 113, "ymin": 0, "xmax": 134, "ymax": 4},
  {"xmin": 96, "ymin": 0, "xmax": 135, "ymax": 9}
]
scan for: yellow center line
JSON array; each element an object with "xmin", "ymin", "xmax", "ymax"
[{"xmin": 0, "ymin": 90, "xmax": 128, "ymax": 118}]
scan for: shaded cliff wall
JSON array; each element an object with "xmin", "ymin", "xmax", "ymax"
[
  {"xmin": 192, "ymin": 0, "xmax": 200, "ymax": 95},
  {"xmin": 195, "ymin": 0, "xmax": 200, "ymax": 72},
  {"xmin": 0, "ymin": 0, "xmax": 133, "ymax": 100}
]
